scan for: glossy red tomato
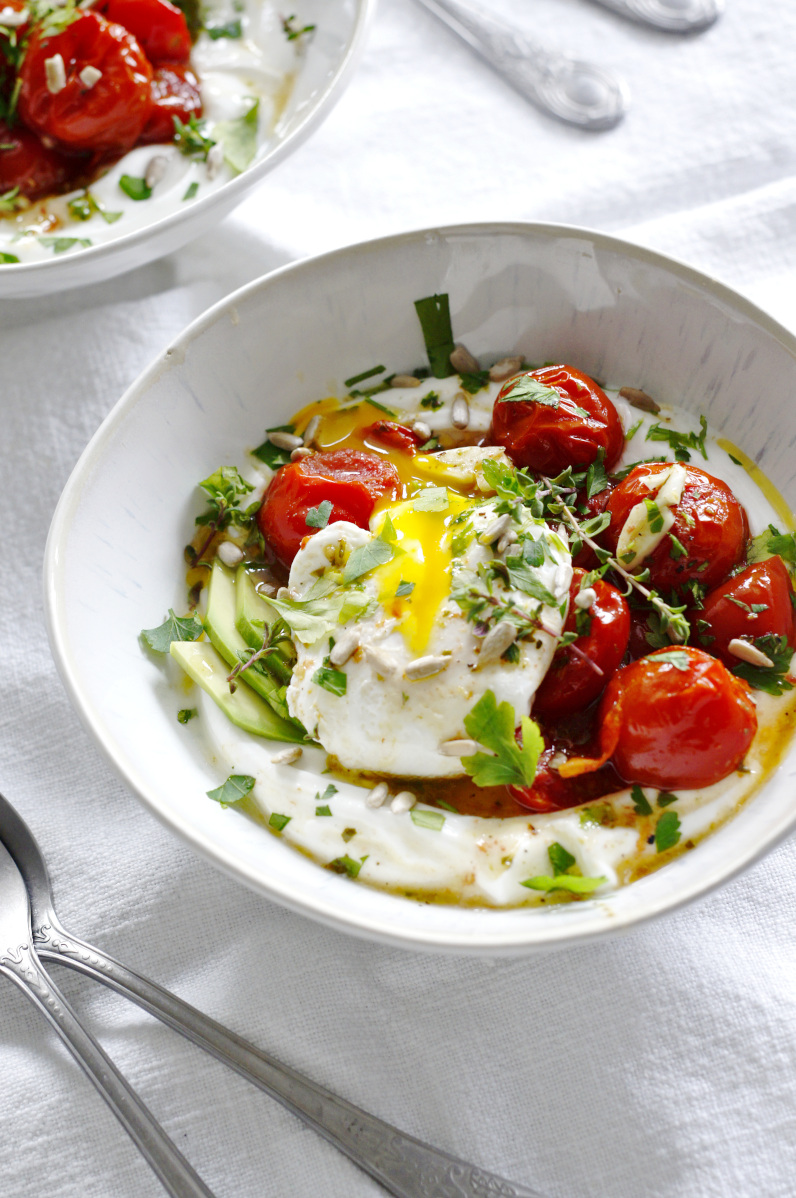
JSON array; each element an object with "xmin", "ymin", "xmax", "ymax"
[
  {"xmin": 97, "ymin": 0, "xmax": 192, "ymax": 64},
  {"xmin": 0, "ymin": 119, "xmax": 77, "ymax": 200},
  {"xmin": 693, "ymin": 556, "xmax": 796, "ymax": 666},
  {"xmin": 559, "ymin": 646, "xmax": 757, "ymax": 789},
  {"xmin": 509, "ymin": 744, "xmax": 624, "ymax": 813},
  {"xmin": 140, "ymin": 63, "xmax": 202, "ymax": 144},
  {"xmin": 258, "ymin": 449, "xmax": 402, "ymax": 567},
  {"xmin": 603, "ymin": 462, "xmax": 749, "ymax": 593},
  {"xmin": 533, "ymin": 569, "xmax": 630, "ymax": 721},
  {"xmin": 18, "ymin": 13, "xmax": 152, "ymax": 157},
  {"xmin": 363, "ymin": 421, "xmax": 424, "ymax": 455},
  {"xmin": 491, "ymin": 365, "xmax": 624, "ymax": 475}
]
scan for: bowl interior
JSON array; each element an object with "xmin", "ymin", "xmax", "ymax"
[
  {"xmin": 0, "ymin": 0, "xmax": 372, "ymax": 299},
  {"xmin": 45, "ymin": 223, "xmax": 796, "ymax": 953}
]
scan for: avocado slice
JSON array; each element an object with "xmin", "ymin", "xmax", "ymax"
[
  {"xmin": 170, "ymin": 641, "xmax": 303, "ymax": 741},
  {"xmin": 204, "ymin": 561, "xmax": 303, "ymax": 730},
  {"xmin": 235, "ymin": 565, "xmax": 295, "ymax": 685}
]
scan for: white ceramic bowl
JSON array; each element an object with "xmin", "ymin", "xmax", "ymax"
[
  {"xmin": 44, "ymin": 222, "xmax": 796, "ymax": 954},
  {"xmin": 0, "ymin": 0, "xmax": 373, "ymax": 299}
]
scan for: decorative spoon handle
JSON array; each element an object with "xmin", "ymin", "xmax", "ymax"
[
  {"xmin": 415, "ymin": 0, "xmax": 628, "ymax": 130},
  {"xmin": 587, "ymin": 0, "xmax": 723, "ymax": 33},
  {"xmin": 37, "ymin": 921, "xmax": 549, "ymax": 1198},
  {"xmin": 0, "ymin": 942, "xmax": 215, "ymax": 1198}
]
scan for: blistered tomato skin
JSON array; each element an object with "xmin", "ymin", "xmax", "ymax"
[
  {"xmin": 97, "ymin": 0, "xmax": 192, "ymax": 64},
  {"xmin": 363, "ymin": 421, "xmax": 424, "ymax": 455},
  {"xmin": 18, "ymin": 13, "xmax": 153, "ymax": 157},
  {"xmin": 533, "ymin": 569, "xmax": 630, "ymax": 721},
  {"xmin": 563, "ymin": 647, "xmax": 758, "ymax": 790},
  {"xmin": 604, "ymin": 462, "xmax": 749, "ymax": 593},
  {"xmin": 694, "ymin": 556, "xmax": 796, "ymax": 665},
  {"xmin": 0, "ymin": 119, "xmax": 77, "ymax": 200},
  {"xmin": 140, "ymin": 63, "xmax": 202, "ymax": 144},
  {"xmin": 257, "ymin": 449, "xmax": 402, "ymax": 567},
  {"xmin": 491, "ymin": 365, "xmax": 624, "ymax": 476},
  {"xmin": 509, "ymin": 745, "xmax": 623, "ymax": 814}
]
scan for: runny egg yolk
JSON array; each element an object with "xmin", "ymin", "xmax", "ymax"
[{"xmin": 372, "ymin": 492, "xmax": 474, "ymax": 655}]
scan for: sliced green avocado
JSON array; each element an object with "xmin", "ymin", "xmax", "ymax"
[
  {"xmin": 235, "ymin": 565, "xmax": 295, "ymax": 684},
  {"xmin": 170, "ymin": 641, "xmax": 303, "ymax": 742},
  {"xmin": 204, "ymin": 561, "xmax": 303, "ymax": 730}
]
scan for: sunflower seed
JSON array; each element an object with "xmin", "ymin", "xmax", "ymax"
[
  {"xmin": 411, "ymin": 420, "xmax": 432, "ymax": 441},
  {"xmin": 404, "ymin": 655, "xmax": 449, "ymax": 681},
  {"xmin": 496, "ymin": 530, "xmax": 519, "ymax": 555},
  {"xmin": 268, "ymin": 430, "xmax": 303, "ymax": 451},
  {"xmin": 439, "ymin": 738, "xmax": 487, "ymax": 757},
  {"xmin": 330, "ymin": 628, "xmax": 359, "ymax": 667},
  {"xmin": 291, "ymin": 446, "xmax": 313, "ymax": 460},
  {"xmin": 451, "ymin": 392, "xmax": 470, "ymax": 430},
  {"xmin": 303, "ymin": 414, "xmax": 321, "ymax": 446},
  {"xmin": 390, "ymin": 374, "xmax": 421, "ymax": 388},
  {"xmin": 450, "ymin": 344, "xmax": 480, "ymax": 373},
  {"xmin": 390, "ymin": 790, "xmax": 416, "ymax": 814},
  {"xmin": 489, "ymin": 356, "xmax": 524, "ymax": 383},
  {"xmin": 145, "ymin": 154, "xmax": 169, "ymax": 189},
  {"xmin": 216, "ymin": 540, "xmax": 244, "ymax": 567},
  {"xmin": 366, "ymin": 782, "xmax": 390, "ymax": 808},
  {"xmin": 271, "ymin": 746, "xmax": 303, "ymax": 765},
  {"xmin": 574, "ymin": 587, "xmax": 597, "ymax": 610},
  {"xmin": 476, "ymin": 622, "xmax": 518, "ymax": 669},
  {"xmin": 478, "ymin": 513, "xmax": 513, "ymax": 545},
  {"xmin": 727, "ymin": 638, "xmax": 774, "ymax": 668}
]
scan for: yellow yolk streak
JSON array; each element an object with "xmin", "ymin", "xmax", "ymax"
[{"xmin": 372, "ymin": 493, "xmax": 473, "ymax": 655}]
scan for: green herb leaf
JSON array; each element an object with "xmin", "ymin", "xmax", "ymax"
[
  {"xmin": 68, "ymin": 190, "xmax": 122, "ymax": 223},
  {"xmin": 327, "ymin": 854, "xmax": 367, "ymax": 878},
  {"xmin": 669, "ymin": 534, "xmax": 688, "ymax": 560},
  {"xmin": 316, "ymin": 783, "xmax": 338, "ymax": 801},
  {"xmin": 630, "ymin": 785, "xmax": 653, "ymax": 816},
  {"xmin": 183, "ymin": 181, "xmax": 199, "ymax": 201},
  {"xmin": 207, "ymin": 18, "xmax": 242, "ymax": 38},
  {"xmin": 251, "ymin": 424, "xmax": 295, "ymax": 469},
  {"xmin": 39, "ymin": 236, "xmax": 92, "ymax": 253},
  {"xmin": 316, "ymin": 805, "xmax": 332, "ymax": 816},
  {"xmin": 342, "ymin": 827, "xmax": 356, "ymax": 842},
  {"xmin": 0, "ymin": 251, "xmax": 19, "ymax": 264},
  {"xmin": 458, "ymin": 370, "xmax": 490, "ymax": 394},
  {"xmin": 119, "ymin": 175, "xmax": 152, "ymax": 201},
  {"xmin": 282, "ymin": 13, "xmax": 316, "ymax": 38},
  {"xmin": 586, "ymin": 453, "xmax": 608, "ymax": 499},
  {"xmin": 731, "ymin": 633, "xmax": 795, "ymax": 695},
  {"xmin": 657, "ymin": 790, "xmax": 678, "ymax": 808},
  {"xmin": 420, "ymin": 391, "xmax": 443, "ymax": 410},
  {"xmin": 748, "ymin": 524, "xmax": 796, "ymax": 569},
  {"xmin": 207, "ymin": 774, "xmax": 255, "ymax": 805},
  {"xmin": 410, "ymin": 808, "xmax": 446, "ymax": 830},
  {"xmin": 269, "ymin": 812, "xmax": 291, "ymax": 831},
  {"xmin": 521, "ymin": 874, "xmax": 606, "ymax": 895},
  {"xmin": 655, "ymin": 810, "xmax": 681, "ymax": 853},
  {"xmin": 548, "ymin": 842, "xmax": 576, "ymax": 875},
  {"xmin": 306, "ymin": 500, "xmax": 333, "ymax": 529},
  {"xmin": 414, "ymin": 294, "xmax": 456, "ymax": 378},
  {"xmin": 141, "ymin": 609, "xmax": 203, "ymax": 653},
  {"xmin": 462, "ymin": 691, "xmax": 543, "ymax": 789},
  {"xmin": 412, "ymin": 486, "xmax": 449, "ymax": 512},
  {"xmin": 215, "ymin": 99, "xmax": 259, "ymax": 175},
  {"xmin": 177, "ymin": 708, "xmax": 197, "ymax": 724},
  {"xmin": 313, "ymin": 663, "xmax": 347, "ymax": 696},
  {"xmin": 173, "ymin": 113, "xmax": 216, "ymax": 160},
  {"xmin": 342, "ymin": 537, "xmax": 394, "ymax": 582},
  {"xmin": 499, "ymin": 375, "xmax": 560, "ymax": 408},
  {"xmin": 395, "ymin": 580, "xmax": 415, "ymax": 598},
  {"xmin": 651, "ymin": 650, "xmax": 690, "ymax": 671},
  {"xmin": 646, "ymin": 415, "xmax": 708, "ymax": 461}
]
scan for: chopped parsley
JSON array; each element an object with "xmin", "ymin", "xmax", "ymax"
[
  {"xmin": 654, "ymin": 810, "xmax": 681, "ymax": 853},
  {"xmin": 177, "ymin": 708, "xmax": 197, "ymax": 724},
  {"xmin": 313, "ymin": 661, "xmax": 347, "ymax": 696},
  {"xmin": 119, "ymin": 175, "xmax": 152, "ymax": 201},
  {"xmin": 646, "ymin": 415, "xmax": 708, "ymax": 462},
  {"xmin": 207, "ymin": 774, "xmax": 255, "ymax": 806},
  {"xmin": 420, "ymin": 391, "xmax": 443, "ymax": 410},
  {"xmin": 498, "ymin": 375, "xmax": 560, "ymax": 408},
  {"xmin": 458, "ymin": 370, "xmax": 490, "ymax": 394},
  {"xmin": 630, "ymin": 785, "xmax": 653, "ymax": 816},
  {"xmin": 730, "ymin": 634, "xmax": 794, "ymax": 695},
  {"xmin": 327, "ymin": 854, "xmax": 367, "ymax": 878},
  {"xmin": 141, "ymin": 610, "xmax": 203, "ymax": 653},
  {"xmin": 461, "ymin": 691, "xmax": 543, "ymax": 789},
  {"xmin": 269, "ymin": 812, "xmax": 291, "ymax": 832}
]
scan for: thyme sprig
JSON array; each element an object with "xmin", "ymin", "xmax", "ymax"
[{"xmin": 226, "ymin": 617, "xmax": 293, "ymax": 693}]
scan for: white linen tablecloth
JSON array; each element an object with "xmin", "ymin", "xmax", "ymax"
[{"xmin": 2, "ymin": 1, "xmax": 796, "ymax": 1195}]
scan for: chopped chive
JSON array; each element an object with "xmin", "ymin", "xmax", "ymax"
[
  {"xmin": 414, "ymin": 293, "xmax": 456, "ymax": 379},
  {"xmin": 410, "ymin": 808, "xmax": 445, "ymax": 830},
  {"xmin": 269, "ymin": 812, "xmax": 291, "ymax": 831},
  {"xmin": 183, "ymin": 181, "xmax": 199, "ymax": 201},
  {"xmin": 344, "ymin": 365, "xmax": 386, "ymax": 388}
]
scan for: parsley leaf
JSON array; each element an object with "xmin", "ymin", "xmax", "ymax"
[
  {"xmin": 499, "ymin": 375, "xmax": 560, "ymax": 407},
  {"xmin": 313, "ymin": 662, "xmax": 347, "ymax": 696},
  {"xmin": 141, "ymin": 610, "xmax": 203, "ymax": 653},
  {"xmin": 119, "ymin": 175, "xmax": 152, "ymax": 201},
  {"xmin": 396, "ymin": 580, "xmax": 415, "ymax": 598},
  {"xmin": 215, "ymin": 99, "xmax": 259, "ymax": 175},
  {"xmin": 548, "ymin": 842, "xmax": 576, "ymax": 874},
  {"xmin": 646, "ymin": 415, "xmax": 708, "ymax": 462},
  {"xmin": 327, "ymin": 854, "xmax": 367, "ymax": 878},
  {"xmin": 207, "ymin": 774, "xmax": 255, "ymax": 805},
  {"xmin": 173, "ymin": 113, "xmax": 216, "ymax": 160},
  {"xmin": 655, "ymin": 810, "xmax": 681, "ymax": 853},
  {"xmin": 269, "ymin": 812, "xmax": 291, "ymax": 831},
  {"xmin": 657, "ymin": 790, "xmax": 678, "ymax": 808},
  {"xmin": 420, "ymin": 391, "xmax": 443, "ymax": 410},
  {"xmin": 342, "ymin": 537, "xmax": 394, "ymax": 582},
  {"xmin": 458, "ymin": 370, "xmax": 490, "ymax": 394},
  {"xmin": 748, "ymin": 524, "xmax": 796, "ymax": 569},
  {"xmin": 731, "ymin": 634, "xmax": 794, "ymax": 695},
  {"xmin": 650, "ymin": 650, "xmax": 690, "ymax": 671},
  {"xmin": 177, "ymin": 708, "xmax": 197, "ymax": 724},
  {"xmin": 412, "ymin": 486, "xmax": 449, "ymax": 512},
  {"xmin": 630, "ymin": 784, "xmax": 653, "ymax": 816},
  {"xmin": 462, "ymin": 691, "xmax": 543, "ymax": 788}
]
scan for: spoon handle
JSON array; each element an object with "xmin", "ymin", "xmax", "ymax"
[
  {"xmin": 0, "ymin": 942, "xmax": 216, "ymax": 1198},
  {"xmin": 414, "ymin": 0, "xmax": 628, "ymax": 130},
  {"xmin": 37, "ymin": 924, "xmax": 548, "ymax": 1198},
  {"xmin": 586, "ymin": 0, "xmax": 722, "ymax": 33}
]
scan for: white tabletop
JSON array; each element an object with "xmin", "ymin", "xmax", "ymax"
[{"xmin": 2, "ymin": 1, "xmax": 796, "ymax": 1196}]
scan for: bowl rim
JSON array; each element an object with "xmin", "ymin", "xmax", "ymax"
[
  {"xmin": 0, "ymin": 0, "xmax": 376, "ymax": 288},
  {"xmin": 43, "ymin": 219, "xmax": 796, "ymax": 953}
]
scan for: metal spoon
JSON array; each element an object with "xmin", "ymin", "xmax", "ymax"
[
  {"xmin": 415, "ymin": 0, "xmax": 629, "ymax": 130},
  {"xmin": 587, "ymin": 0, "xmax": 723, "ymax": 34},
  {"xmin": 0, "ymin": 836, "xmax": 216, "ymax": 1198},
  {"xmin": 0, "ymin": 791, "xmax": 548, "ymax": 1198}
]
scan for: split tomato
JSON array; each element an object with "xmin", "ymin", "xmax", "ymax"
[{"xmin": 693, "ymin": 556, "xmax": 796, "ymax": 666}]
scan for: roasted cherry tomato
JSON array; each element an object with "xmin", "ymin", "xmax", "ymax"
[
  {"xmin": 18, "ymin": 13, "xmax": 152, "ymax": 157},
  {"xmin": 363, "ymin": 420, "xmax": 423, "ymax": 455},
  {"xmin": 692, "ymin": 556, "xmax": 796, "ymax": 666},
  {"xmin": 491, "ymin": 365, "xmax": 624, "ymax": 476},
  {"xmin": 533, "ymin": 569, "xmax": 630, "ymax": 721},
  {"xmin": 257, "ymin": 449, "xmax": 402, "ymax": 567},
  {"xmin": 97, "ymin": 0, "xmax": 192, "ymax": 64},
  {"xmin": 0, "ymin": 118, "xmax": 77, "ymax": 200},
  {"xmin": 559, "ymin": 646, "xmax": 757, "ymax": 790},
  {"xmin": 603, "ymin": 462, "xmax": 749, "ymax": 593},
  {"xmin": 140, "ymin": 63, "xmax": 202, "ymax": 144}
]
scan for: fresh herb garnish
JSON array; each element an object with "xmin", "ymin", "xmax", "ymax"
[
  {"xmin": 215, "ymin": 99, "xmax": 259, "ymax": 175},
  {"xmin": 547, "ymin": 842, "xmax": 576, "ymax": 874},
  {"xmin": 521, "ymin": 874, "xmax": 606, "ymax": 895},
  {"xmin": 68, "ymin": 190, "xmax": 122, "ymax": 223},
  {"xmin": 207, "ymin": 774, "xmax": 255, "ymax": 806},
  {"xmin": 410, "ymin": 808, "xmax": 446, "ymax": 830},
  {"xmin": 748, "ymin": 524, "xmax": 796, "ymax": 570},
  {"xmin": 650, "ymin": 650, "xmax": 691, "ymax": 670},
  {"xmin": 657, "ymin": 791, "xmax": 678, "ymax": 808},
  {"xmin": 269, "ymin": 812, "xmax": 291, "ymax": 831},
  {"xmin": 183, "ymin": 181, "xmax": 200, "ymax": 201},
  {"xmin": 313, "ymin": 661, "xmax": 347, "ymax": 696},
  {"xmin": 461, "ymin": 691, "xmax": 543, "ymax": 789},
  {"xmin": 414, "ymin": 294, "xmax": 456, "ymax": 378},
  {"xmin": 305, "ymin": 500, "xmax": 332, "ymax": 529},
  {"xmin": 655, "ymin": 810, "xmax": 681, "ymax": 853},
  {"xmin": 282, "ymin": 14, "xmax": 316, "ymax": 39},
  {"xmin": 412, "ymin": 486, "xmax": 449, "ymax": 512},
  {"xmin": 344, "ymin": 365, "xmax": 385, "ymax": 388},
  {"xmin": 342, "ymin": 537, "xmax": 394, "ymax": 582},
  {"xmin": 177, "ymin": 708, "xmax": 197, "ymax": 724},
  {"xmin": 119, "ymin": 175, "xmax": 152, "ymax": 201},
  {"xmin": 0, "ymin": 251, "xmax": 19, "ymax": 263},
  {"xmin": 646, "ymin": 415, "xmax": 708, "ymax": 462},
  {"xmin": 39, "ymin": 236, "xmax": 91, "ymax": 253},
  {"xmin": 327, "ymin": 854, "xmax": 367, "ymax": 878},
  {"xmin": 630, "ymin": 785, "xmax": 653, "ymax": 815},
  {"xmin": 420, "ymin": 391, "xmax": 443, "ymax": 410},
  {"xmin": 458, "ymin": 370, "xmax": 490, "ymax": 394},
  {"xmin": 730, "ymin": 634, "xmax": 794, "ymax": 695},
  {"xmin": 173, "ymin": 113, "xmax": 216, "ymax": 160},
  {"xmin": 141, "ymin": 610, "xmax": 203, "ymax": 653},
  {"xmin": 498, "ymin": 375, "xmax": 560, "ymax": 408},
  {"xmin": 315, "ymin": 805, "xmax": 332, "ymax": 816},
  {"xmin": 395, "ymin": 580, "xmax": 415, "ymax": 598},
  {"xmin": 207, "ymin": 18, "xmax": 242, "ymax": 38}
]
